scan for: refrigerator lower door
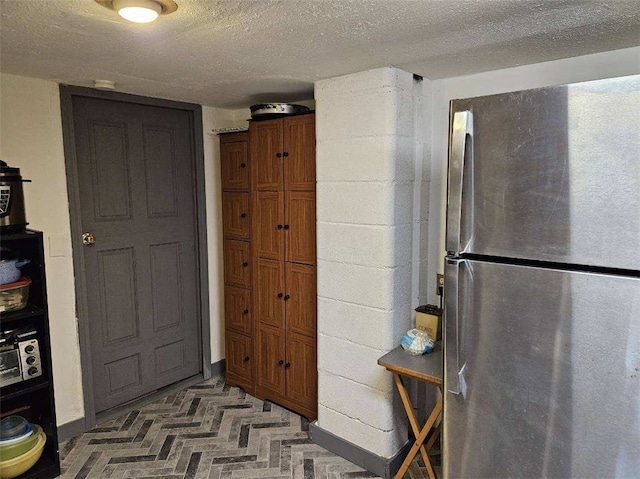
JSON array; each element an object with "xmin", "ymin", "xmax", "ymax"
[{"xmin": 444, "ymin": 259, "xmax": 640, "ymax": 479}]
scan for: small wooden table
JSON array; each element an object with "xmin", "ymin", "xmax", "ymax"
[{"xmin": 378, "ymin": 344, "xmax": 443, "ymax": 479}]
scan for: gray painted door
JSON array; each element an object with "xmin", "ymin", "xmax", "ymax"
[{"xmin": 71, "ymin": 96, "xmax": 201, "ymax": 412}]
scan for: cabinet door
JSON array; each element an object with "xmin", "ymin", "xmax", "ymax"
[
  {"xmin": 253, "ymin": 191, "xmax": 284, "ymax": 261},
  {"xmin": 251, "ymin": 120, "xmax": 283, "ymax": 191},
  {"xmin": 286, "ymin": 263, "xmax": 316, "ymax": 338},
  {"xmin": 256, "ymin": 324, "xmax": 286, "ymax": 396},
  {"xmin": 226, "ymin": 331, "xmax": 253, "ymax": 384},
  {"xmin": 223, "ymin": 239, "xmax": 251, "ymax": 288},
  {"xmin": 222, "ymin": 192, "xmax": 250, "ymax": 239},
  {"xmin": 221, "ymin": 140, "xmax": 249, "ymax": 190},
  {"xmin": 286, "ymin": 332, "xmax": 317, "ymax": 412},
  {"xmin": 224, "ymin": 286, "xmax": 252, "ymax": 334},
  {"xmin": 255, "ymin": 259, "xmax": 285, "ymax": 329},
  {"xmin": 284, "ymin": 115, "xmax": 315, "ymax": 191},
  {"xmin": 286, "ymin": 191, "xmax": 316, "ymax": 265}
]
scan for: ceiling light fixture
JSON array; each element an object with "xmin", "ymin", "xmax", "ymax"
[{"xmin": 95, "ymin": 0, "xmax": 177, "ymax": 24}]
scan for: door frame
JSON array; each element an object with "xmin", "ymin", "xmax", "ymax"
[{"xmin": 59, "ymin": 85, "xmax": 211, "ymax": 430}]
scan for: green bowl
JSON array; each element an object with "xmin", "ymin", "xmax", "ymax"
[{"xmin": 0, "ymin": 425, "xmax": 41, "ymax": 461}]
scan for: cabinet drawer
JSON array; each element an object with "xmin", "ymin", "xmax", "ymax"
[
  {"xmin": 223, "ymin": 240, "xmax": 251, "ymax": 288},
  {"xmin": 285, "ymin": 263, "xmax": 316, "ymax": 337},
  {"xmin": 256, "ymin": 324, "xmax": 286, "ymax": 397},
  {"xmin": 224, "ymin": 286, "xmax": 252, "ymax": 334},
  {"xmin": 222, "ymin": 192, "xmax": 250, "ymax": 239},
  {"xmin": 255, "ymin": 259, "xmax": 285, "ymax": 329},
  {"xmin": 285, "ymin": 191, "xmax": 315, "ymax": 265},
  {"xmin": 221, "ymin": 141, "xmax": 249, "ymax": 190},
  {"xmin": 226, "ymin": 331, "xmax": 253, "ymax": 384},
  {"xmin": 286, "ymin": 331, "xmax": 317, "ymax": 414}
]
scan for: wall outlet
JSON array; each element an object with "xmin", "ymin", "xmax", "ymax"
[{"xmin": 436, "ymin": 273, "xmax": 444, "ymax": 296}]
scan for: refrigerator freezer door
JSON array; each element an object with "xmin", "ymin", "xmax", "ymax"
[
  {"xmin": 448, "ymin": 75, "xmax": 640, "ymax": 270},
  {"xmin": 444, "ymin": 259, "xmax": 640, "ymax": 479}
]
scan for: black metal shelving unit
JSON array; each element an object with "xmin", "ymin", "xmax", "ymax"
[{"xmin": 1, "ymin": 229, "xmax": 60, "ymax": 478}]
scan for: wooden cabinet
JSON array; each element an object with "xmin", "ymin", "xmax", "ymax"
[
  {"xmin": 220, "ymin": 115, "xmax": 317, "ymax": 421},
  {"xmin": 251, "ymin": 114, "xmax": 317, "ymax": 421},
  {"xmin": 220, "ymin": 132, "xmax": 254, "ymax": 393},
  {"xmin": 0, "ymin": 230, "xmax": 60, "ymax": 479}
]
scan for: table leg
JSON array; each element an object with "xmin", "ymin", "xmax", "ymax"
[
  {"xmin": 394, "ymin": 377, "xmax": 442, "ymax": 479},
  {"xmin": 393, "ymin": 374, "xmax": 431, "ymax": 467}
]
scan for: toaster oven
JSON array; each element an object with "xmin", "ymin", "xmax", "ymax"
[{"xmin": 0, "ymin": 328, "xmax": 42, "ymax": 388}]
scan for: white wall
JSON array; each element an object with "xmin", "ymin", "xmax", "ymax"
[
  {"xmin": 425, "ymin": 46, "xmax": 640, "ymax": 305},
  {"xmin": 315, "ymin": 67, "xmax": 429, "ymax": 459},
  {"xmin": 202, "ymin": 108, "xmax": 248, "ymax": 363},
  {"xmin": 0, "ymin": 73, "xmax": 85, "ymax": 425},
  {"xmin": 0, "ymin": 72, "xmax": 246, "ymax": 427}
]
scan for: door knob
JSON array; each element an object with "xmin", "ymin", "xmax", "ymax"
[{"xmin": 82, "ymin": 232, "xmax": 96, "ymax": 246}]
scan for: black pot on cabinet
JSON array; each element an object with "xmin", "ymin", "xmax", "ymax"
[{"xmin": 0, "ymin": 161, "xmax": 30, "ymax": 232}]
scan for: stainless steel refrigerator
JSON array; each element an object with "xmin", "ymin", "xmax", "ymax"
[{"xmin": 443, "ymin": 75, "xmax": 640, "ymax": 478}]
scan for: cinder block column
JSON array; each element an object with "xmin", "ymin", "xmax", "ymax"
[{"xmin": 314, "ymin": 67, "xmax": 429, "ymax": 462}]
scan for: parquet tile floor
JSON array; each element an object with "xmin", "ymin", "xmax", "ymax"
[{"xmin": 59, "ymin": 376, "xmax": 429, "ymax": 479}]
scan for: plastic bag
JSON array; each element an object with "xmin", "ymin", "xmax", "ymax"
[{"xmin": 400, "ymin": 328, "xmax": 435, "ymax": 355}]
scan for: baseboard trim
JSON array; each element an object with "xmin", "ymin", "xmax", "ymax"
[
  {"xmin": 211, "ymin": 358, "xmax": 226, "ymax": 377},
  {"xmin": 309, "ymin": 421, "xmax": 411, "ymax": 479},
  {"xmin": 58, "ymin": 417, "xmax": 86, "ymax": 443}
]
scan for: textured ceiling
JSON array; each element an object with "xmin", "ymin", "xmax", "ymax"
[{"xmin": 1, "ymin": 0, "xmax": 639, "ymax": 108}]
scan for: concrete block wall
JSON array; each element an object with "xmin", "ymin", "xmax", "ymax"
[{"xmin": 315, "ymin": 67, "xmax": 431, "ymax": 459}]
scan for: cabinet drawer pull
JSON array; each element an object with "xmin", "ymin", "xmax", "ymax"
[
  {"xmin": 240, "ymin": 163, "xmax": 247, "ymax": 168},
  {"xmin": 277, "ymin": 293, "xmax": 283, "ymax": 298},
  {"xmin": 243, "ymin": 309, "xmax": 249, "ymax": 315},
  {"xmin": 284, "ymin": 294, "xmax": 290, "ymax": 301},
  {"xmin": 285, "ymin": 362, "xmax": 291, "ymax": 369},
  {"xmin": 244, "ymin": 356, "xmax": 250, "ymax": 362},
  {"xmin": 276, "ymin": 153, "xmax": 282, "ymax": 158},
  {"xmin": 277, "ymin": 224, "xmax": 283, "ymax": 229},
  {"xmin": 242, "ymin": 262, "xmax": 249, "ymax": 267},
  {"xmin": 284, "ymin": 224, "xmax": 290, "ymax": 230},
  {"xmin": 241, "ymin": 213, "xmax": 247, "ymax": 218},
  {"xmin": 278, "ymin": 359, "xmax": 284, "ymax": 366},
  {"xmin": 283, "ymin": 152, "xmax": 289, "ymax": 157}
]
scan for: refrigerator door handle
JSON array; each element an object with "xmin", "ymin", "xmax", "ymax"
[
  {"xmin": 445, "ymin": 258, "xmax": 465, "ymax": 395},
  {"xmin": 446, "ymin": 110, "xmax": 473, "ymax": 255}
]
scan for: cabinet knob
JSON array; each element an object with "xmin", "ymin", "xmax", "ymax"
[
  {"xmin": 277, "ymin": 224, "xmax": 283, "ymax": 229},
  {"xmin": 284, "ymin": 294, "xmax": 290, "ymax": 301},
  {"xmin": 244, "ymin": 356, "xmax": 250, "ymax": 362},
  {"xmin": 276, "ymin": 153, "xmax": 282, "ymax": 158},
  {"xmin": 242, "ymin": 262, "xmax": 249, "ymax": 267},
  {"xmin": 241, "ymin": 213, "xmax": 247, "ymax": 218},
  {"xmin": 278, "ymin": 359, "xmax": 284, "ymax": 366},
  {"xmin": 283, "ymin": 152, "xmax": 289, "ymax": 157},
  {"xmin": 277, "ymin": 293, "xmax": 283, "ymax": 298},
  {"xmin": 285, "ymin": 362, "xmax": 291, "ymax": 369},
  {"xmin": 283, "ymin": 224, "xmax": 290, "ymax": 230},
  {"xmin": 240, "ymin": 163, "xmax": 247, "ymax": 168},
  {"xmin": 243, "ymin": 309, "xmax": 249, "ymax": 315}
]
